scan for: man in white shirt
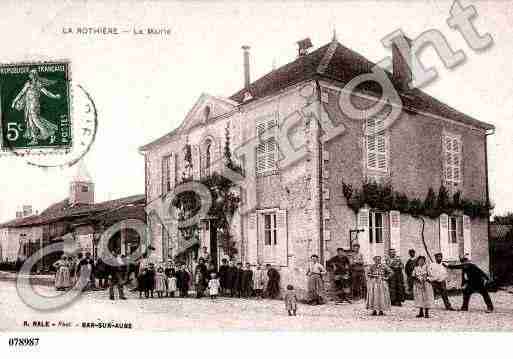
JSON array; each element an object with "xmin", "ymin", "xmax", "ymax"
[{"xmin": 429, "ymin": 252, "xmax": 454, "ymax": 310}]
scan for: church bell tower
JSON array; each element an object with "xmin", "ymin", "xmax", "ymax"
[{"xmin": 70, "ymin": 160, "xmax": 94, "ymax": 206}]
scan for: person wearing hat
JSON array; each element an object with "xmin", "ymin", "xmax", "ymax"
[
  {"xmin": 351, "ymin": 243, "xmax": 366, "ymax": 300},
  {"xmin": 429, "ymin": 253, "xmax": 454, "ymax": 310},
  {"xmin": 444, "ymin": 255, "xmax": 493, "ymax": 313}
]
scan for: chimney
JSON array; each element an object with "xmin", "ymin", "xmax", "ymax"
[
  {"xmin": 242, "ymin": 45, "xmax": 251, "ymax": 89},
  {"xmin": 297, "ymin": 38, "xmax": 313, "ymax": 56},
  {"xmin": 390, "ymin": 35, "xmax": 413, "ymax": 91}
]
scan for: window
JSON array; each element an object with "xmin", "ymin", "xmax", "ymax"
[
  {"xmin": 449, "ymin": 216, "xmax": 458, "ymax": 244},
  {"xmin": 369, "ymin": 211, "xmax": 384, "ymax": 244},
  {"xmin": 256, "ymin": 116, "xmax": 278, "ymax": 176},
  {"xmin": 162, "ymin": 155, "xmax": 172, "ymax": 194},
  {"xmin": 263, "ymin": 213, "xmax": 277, "ymax": 246},
  {"xmin": 443, "ymin": 133, "xmax": 462, "ymax": 191},
  {"xmin": 366, "ymin": 109, "xmax": 388, "ymax": 172},
  {"xmin": 201, "ymin": 139, "xmax": 213, "ymax": 178},
  {"xmin": 204, "ymin": 106, "xmax": 211, "ymax": 121},
  {"xmin": 81, "ymin": 185, "xmax": 89, "ymax": 192}
]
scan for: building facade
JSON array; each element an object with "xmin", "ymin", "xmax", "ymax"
[
  {"xmin": 0, "ymin": 162, "xmax": 145, "ymax": 267},
  {"xmin": 140, "ymin": 35, "xmax": 494, "ymax": 295}
]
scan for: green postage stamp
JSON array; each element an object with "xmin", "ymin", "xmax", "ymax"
[{"xmin": 0, "ymin": 61, "xmax": 72, "ymax": 153}]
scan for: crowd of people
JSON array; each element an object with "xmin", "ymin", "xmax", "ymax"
[
  {"xmin": 52, "ymin": 244, "xmax": 495, "ymax": 318},
  {"xmin": 308, "ymin": 246, "xmax": 494, "ymax": 318}
]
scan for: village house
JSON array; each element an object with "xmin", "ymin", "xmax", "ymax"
[
  {"xmin": 0, "ymin": 162, "xmax": 145, "ymax": 269},
  {"xmin": 139, "ymin": 34, "xmax": 494, "ymax": 295}
]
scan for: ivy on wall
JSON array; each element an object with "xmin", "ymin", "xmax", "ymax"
[
  {"xmin": 342, "ymin": 180, "xmax": 492, "ymax": 219},
  {"xmin": 171, "ymin": 126, "xmax": 243, "ymax": 258}
]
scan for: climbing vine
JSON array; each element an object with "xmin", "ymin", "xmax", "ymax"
[{"xmin": 342, "ymin": 180, "xmax": 492, "ymax": 219}]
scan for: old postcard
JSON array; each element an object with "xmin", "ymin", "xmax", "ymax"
[{"xmin": 1, "ymin": 0, "xmax": 512, "ymax": 356}]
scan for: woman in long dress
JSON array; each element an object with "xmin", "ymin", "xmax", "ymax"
[
  {"xmin": 53, "ymin": 255, "xmax": 71, "ymax": 291},
  {"xmin": 307, "ymin": 254, "xmax": 327, "ymax": 305},
  {"xmin": 412, "ymin": 256, "xmax": 435, "ymax": 318},
  {"xmin": 385, "ymin": 249, "xmax": 406, "ymax": 306},
  {"xmin": 11, "ymin": 69, "xmax": 61, "ymax": 145},
  {"xmin": 366, "ymin": 255, "xmax": 392, "ymax": 316}
]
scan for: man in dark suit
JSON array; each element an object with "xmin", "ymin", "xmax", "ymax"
[
  {"xmin": 105, "ymin": 252, "xmax": 127, "ymax": 300},
  {"xmin": 445, "ymin": 256, "xmax": 493, "ymax": 312},
  {"xmin": 218, "ymin": 258, "xmax": 230, "ymax": 295}
]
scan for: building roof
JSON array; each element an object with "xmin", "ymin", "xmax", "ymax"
[
  {"xmin": 140, "ymin": 38, "xmax": 494, "ymax": 153},
  {"xmin": 0, "ymin": 194, "xmax": 145, "ymax": 229}
]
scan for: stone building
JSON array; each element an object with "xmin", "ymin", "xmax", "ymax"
[
  {"xmin": 140, "ymin": 35, "xmax": 494, "ymax": 295},
  {"xmin": 0, "ymin": 162, "xmax": 145, "ymax": 268}
]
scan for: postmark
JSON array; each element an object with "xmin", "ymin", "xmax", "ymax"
[{"xmin": 0, "ymin": 60, "xmax": 72, "ymax": 153}]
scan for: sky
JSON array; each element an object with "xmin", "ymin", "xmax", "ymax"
[{"xmin": 0, "ymin": 0, "xmax": 511, "ymax": 223}]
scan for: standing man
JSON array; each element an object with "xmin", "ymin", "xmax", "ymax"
[
  {"xmin": 429, "ymin": 253, "xmax": 454, "ymax": 310},
  {"xmin": 445, "ymin": 256, "xmax": 494, "ymax": 313},
  {"xmin": 385, "ymin": 249, "xmax": 406, "ymax": 306},
  {"xmin": 307, "ymin": 254, "xmax": 327, "ymax": 305},
  {"xmin": 106, "ymin": 252, "xmax": 127, "ymax": 300},
  {"xmin": 405, "ymin": 249, "xmax": 416, "ymax": 300},
  {"xmin": 326, "ymin": 248, "xmax": 351, "ymax": 304},
  {"xmin": 218, "ymin": 258, "xmax": 230, "ymax": 295},
  {"xmin": 350, "ymin": 244, "xmax": 366, "ymax": 301},
  {"xmin": 266, "ymin": 264, "xmax": 281, "ymax": 299}
]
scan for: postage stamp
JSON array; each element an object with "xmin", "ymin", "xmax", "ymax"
[{"xmin": 0, "ymin": 61, "xmax": 72, "ymax": 152}]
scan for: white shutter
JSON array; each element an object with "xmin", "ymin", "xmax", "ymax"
[
  {"xmin": 439, "ymin": 214, "xmax": 449, "ymax": 259},
  {"xmin": 247, "ymin": 212, "xmax": 258, "ymax": 265},
  {"xmin": 276, "ymin": 209, "xmax": 288, "ymax": 266},
  {"xmin": 463, "ymin": 215, "xmax": 471, "ymax": 259},
  {"xmin": 389, "ymin": 210, "xmax": 401, "ymax": 256},
  {"xmin": 357, "ymin": 208, "xmax": 370, "ymax": 264}
]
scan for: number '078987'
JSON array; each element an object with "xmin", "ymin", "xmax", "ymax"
[{"xmin": 8, "ymin": 337, "xmax": 40, "ymax": 346}]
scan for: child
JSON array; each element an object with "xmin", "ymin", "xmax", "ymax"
[
  {"xmin": 253, "ymin": 264, "xmax": 265, "ymax": 299},
  {"xmin": 167, "ymin": 272, "xmax": 177, "ymax": 298},
  {"xmin": 284, "ymin": 284, "xmax": 298, "ymax": 316},
  {"xmin": 412, "ymin": 255, "xmax": 434, "ymax": 318},
  {"xmin": 154, "ymin": 267, "xmax": 167, "ymax": 298},
  {"xmin": 208, "ymin": 272, "xmax": 221, "ymax": 300}
]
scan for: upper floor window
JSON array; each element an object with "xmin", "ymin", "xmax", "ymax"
[
  {"xmin": 204, "ymin": 106, "xmax": 211, "ymax": 121},
  {"xmin": 443, "ymin": 133, "xmax": 462, "ymax": 191},
  {"xmin": 366, "ymin": 109, "xmax": 388, "ymax": 172},
  {"xmin": 256, "ymin": 115, "xmax": 278, "ymax": 176},
  {"xmin": 81, "ymin": 185, "xmax": 89, "ymax": 193},
  {"xmin": 201, "ymin": 139, "xmax": 213, "ymax": 178},
  {"xmin": 162, "ymin": 154, "xmax": 172, "ymax": 194}
]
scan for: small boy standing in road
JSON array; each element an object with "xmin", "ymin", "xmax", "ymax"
[
  {"xmin": 284, "ymin": 284, "xmax": 298, "ymax": 316},
  {"xmin": 208, "ymin": 272, "xmax": 221, "ymax": 300}
]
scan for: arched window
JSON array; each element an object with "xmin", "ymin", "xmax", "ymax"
[
  {"xmin": 202, "ymin": 138, "xmax": 213, "ymax": 177},
  {"xmin": 204, "ymin": 106, "xmax": 211, "ymax": 121}
]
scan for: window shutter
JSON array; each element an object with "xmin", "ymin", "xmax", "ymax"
[
  {"xmin": 247, "ymin": 212, "xmax": 258, "ymax": 265},
  {"xmin": 357, "ymin": 208, "xmax": 370, "ymax": 264},
  {"xmin": 389, "ymin": 210, "xmax": 401, "ymax": 256},
  {"xmin": 439, "ymin": 214, "xmax": 449, "ymax": 259},
  {"xmin": 463, "ymin": 215, "xmax": 471, "ymax": 259},
  {"xmin": 276, "ymin": 209, "xmax": 288, "ymax": 266}
]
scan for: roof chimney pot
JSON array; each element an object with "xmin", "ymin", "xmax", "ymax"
[{"xmin": 242, "ymin": 45, "xmax": 251, "ymax": 89}]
